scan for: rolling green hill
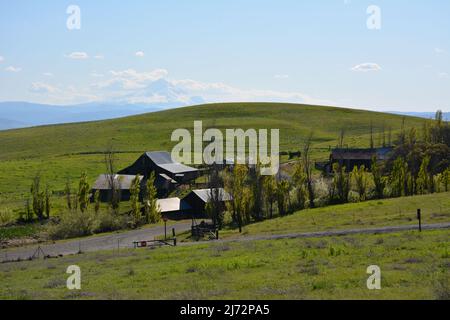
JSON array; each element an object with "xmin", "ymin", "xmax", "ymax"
[{"xmin": 0, "ymin": 103, "xmax": 429, "ymax": 208}]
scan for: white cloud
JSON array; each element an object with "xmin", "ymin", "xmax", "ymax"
[
  {"xmin": 30, "ymin": 82, "xmax": 98, "ymax": 104},
  {"xmin": 30, "ymin": 82, "xmax": 58, "ymax": 94},
  {"xmin": 66, "ymin": 52, "xmax": 89, "ymax": 60},
  {"xmin": 5, "ymin": 66, "xmax": 22, "ymax": 72},
  {"xmin": 351, "ymin": 63, "xmax": 381, "ymax": 72},
  {"xmin": 435, "ymin": 47, "xmax": 445, "ymax": 54},
  {"xmin": 135, "ymin": 51, "xmax": 145, "ymax": 57},
  {"xmin": 274, "ymin": 74, "xmax": 289, "ymax": 79},
  {"xmin": 90, "ymin": 68, "xmax": 334, "ymax": 106},
  {"xmin": 94, "ymin": 54, "xmax": 104, "ymax": 59},
  {"xmin": 43, "ymin": 72, "xmax": 54, "ymax": 77},
  {"xmin": 438, "ymin": 72, "xmax": 449, "ymax": 79},
  {"xmin": 0, "ymin": 56, "xmax": 4, "ymax": 63},
  {"xmin": 31, "ymin": 68, "xmax": 334, "ymax": 106},
  {"xmin": 93, "ymin": 68, "xmax": 168, "ymax": 90}
]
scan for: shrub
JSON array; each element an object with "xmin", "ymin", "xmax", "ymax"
[
  {"xmin": 348, "ymin": 191, "xmax": 360, "ymax": 203},
  {"xmin": 0, "ymin": 207, "xmax": 16, "ymax": 226},
  {"xmin": 47, "ymin": 211, "xmax": 96, "ymax": 240},
  {"xmin": 313, "ymin": 178, "xmax": 329, "ymax": 206},
  {"xmin": 47, "ymin": 208, "xmax": 130, "ymax": 240},
  {"xmin": 93, "ymin": 211, "xmax": 128, "ymax": 234}
]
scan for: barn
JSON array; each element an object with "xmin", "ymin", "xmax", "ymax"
[
  {"xmin": 182, "ymin": 188, "xmax": 232, "ymax": 217},
  {"xmin": 329, "ymin": 147, "xmax": 393, "ymax": 172},
  {"xmin": 91, "ymin": 174, "xmax": 144, "ymax": 202},
  {"xmin": 118, "ymin": 151, "xmax": 199, "ymax": 184}
]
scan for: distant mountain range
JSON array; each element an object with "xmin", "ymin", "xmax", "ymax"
[
  {"xmin": 390, "ymin": 111, "xmax": 450, "ymax": 121},
  {"xmin": 0, "ymin": 101, "xmax": 184, "ymax": 130}
]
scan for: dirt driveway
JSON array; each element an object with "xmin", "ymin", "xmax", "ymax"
[{"xmin": 0, "ymin": 221, "xmax": 193, "ymax": 262}]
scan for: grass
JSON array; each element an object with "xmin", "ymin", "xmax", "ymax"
[
  {"xmin": 0, "ymin": 102, "xmax": 428, "ymax": 210},
  {"xmin": 218, "ymin": 192, "xmax": 450, "ymax": 240},
  {"xmin": 0, "ymin": 223, "xmax": 43, "ymax": 241},
  {"xmin": 0, "ymin": 229, "xmax": 448, "ymax": 300}
]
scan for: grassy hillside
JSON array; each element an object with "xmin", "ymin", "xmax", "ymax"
[{"xmin": 0, "ymin": 103, "xmax": 428, "ymax": 208}]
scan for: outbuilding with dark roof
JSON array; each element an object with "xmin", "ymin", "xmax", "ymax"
[
  {"xmin": 118, "ymin": 151, "xmax": 199, "ymax": 184},
  {"xmin": 91, "ymin": 174, "xmax": 144, "ymax": 202},
  {"xmin": 329, "ymin": 147, "xmax": 393, "ymax": 172},
  {"xmin": 182, "ymin": 188, "xmax": 232, "ymax": 217}
]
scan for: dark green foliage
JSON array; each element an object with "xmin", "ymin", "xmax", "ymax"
[
  {"xmin": 44, "ymin": 186, "xmax": 51, "ymax": 219},
  {"xmin": 30, "ymin": 175, "xmax": 45, "ymax": 220},
  {"xmin": 130, "ymin": 175, "xmax": 142, "ymax": 228},
  {"xmin": 94, "ymin": 190, "xmax": 100, "ymax": 214},
  {"xmin": 371, "ymin": 157, "xmax": 385, "ymax": 199},
  {"xmin": 77, "ymin": 172, "xmax": 90, "ymax": 213}
]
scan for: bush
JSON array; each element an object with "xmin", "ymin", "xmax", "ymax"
[
  {"xmin": 47, "ymin": 209, "xmax": 130, "ymax": 240},
  {"xmin": 0, "ymin": 208, "xmax": 16, "ymax": 226},
  {"xmin": 93, "ymin": 211, "xmax": 128, "ymax": 234},
  {"xmin": 313, "ymin": 178, "xmax": 330, "ymax": 207},
  {"xmin": 48, "ymin": 211, "xmax": 96, "ymax": 240},
  {"xmin": 348, "ymin": 191, "xmax": 360, "ymax": 203}
]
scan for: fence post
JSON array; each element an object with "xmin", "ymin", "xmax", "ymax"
[{"xmin": 417, "ymin": 209, "xmax": 422, "ymax": 232}]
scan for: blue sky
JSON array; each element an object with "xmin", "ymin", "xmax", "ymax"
[{"xmin": 0, "ymin": 0, "xmax": 449, "ymax": 111}]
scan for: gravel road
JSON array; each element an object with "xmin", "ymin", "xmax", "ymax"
[{"xmin": 0, "ymin": 221, "xmax": 193, "ymax": 262}]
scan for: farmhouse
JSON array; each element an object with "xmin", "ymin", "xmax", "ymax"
[
  {"xmin": 119, "ymin": 151, "xmax": 199, "ymax": 184},
  {"xmin": 329, "ymin": 147, "xmax": 393, "ymax": 172},
  {"xmin": 91, "ymin": 174, "xmax": 144, "ymax": 202},
  {"xmin": 182, "ymin": 188, "xmax": 232, "ymax": 216}
]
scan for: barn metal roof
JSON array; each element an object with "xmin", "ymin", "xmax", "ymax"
[
  {"xmin": 145, "ymin": 151, "xmax": 174, "ymax": 165},
  {"xmin": 158, "ymin": 163, "xmax": 198, "ymax": 174},
  {"xmin": 145, "ymin": 151, "xmax": 198, "ymax": 174},
  {"xmin": 190, "ymin": 188, "xmax": 232, "ymax": 203},
  {"xmin": 158, "ymin": 173, "xmax": 177, "ymax": 184},
  {"xmin": 154, "ymin": 197, "xmax": 192, "ymax": 213},
  {"xmin": 92, "ymin": 174, "xmax": 143, "ymax": 190}
]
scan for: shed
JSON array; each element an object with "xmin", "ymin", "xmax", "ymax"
[
  {"xmin": 141, "ymin": 197, "xmax": 192, "ymax": 220},
  {"xmin": 330, "ymin": 147, "xmax": 393, "ymax": 172},
  {"xmin": 91, "ymin": 174, "xmax": 144, "ymax": 202},
  {"xmin": 182, "ymin": 188, "xmax": 232, "ymax": 217}
]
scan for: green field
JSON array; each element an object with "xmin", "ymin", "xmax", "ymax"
[
  {"xmin": 1, "ymin": 191, "xmax": 448, "ymax": 300},
  {"xmin": 0, "ymin": 103, "xmax": 427, "ymax": 211},
  {"xmin": 0, "ymin": 229, "xmax": 448, "ymax": 300},
  {"xmin": 217, "ymin": 193, "xmax": 450, "ymax": 240}
]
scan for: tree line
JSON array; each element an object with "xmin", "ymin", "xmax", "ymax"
[{"xmin": 207, "ymin": 111, "xmax": 450, "ymax": 232}]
